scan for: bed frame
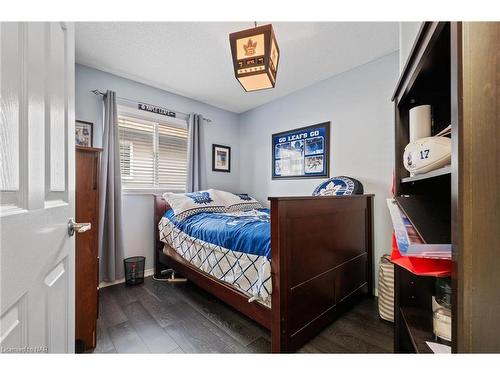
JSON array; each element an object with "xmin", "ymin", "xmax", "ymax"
[{"xmin": 154, "ymin": 194, "xmax": 374, "ymax": 353}]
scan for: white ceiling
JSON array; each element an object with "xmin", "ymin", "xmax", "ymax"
[{"xmin": 75, "ymin": 22, "xmax": 399, "ymax": 113}]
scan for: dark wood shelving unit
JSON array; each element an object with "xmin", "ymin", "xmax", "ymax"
[
  {"xmin": 392, "ymin": 22, "xmax": 500, "ymax": 353},
  {"xmin": 392, "ymin": 22, "xmax": 453, "ymax": 354},
  {"xmin": 395, "ymin": 195, "xmax": 451, "ymax": 245},
  {"xmin": 393, "ymin": 262, "xmax": 437, "ymax": 353},
  {"xmin": 401, "ymin": 165, "xmax": 451, "ymax": 183},
  {"xmin": 399, "ymin": 306, "xmax": 434, "ymax": 354}
]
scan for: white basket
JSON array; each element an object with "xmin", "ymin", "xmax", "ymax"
[{"xmin": 378, "ymin": 255, "xmax": 394, "ymax": 322}]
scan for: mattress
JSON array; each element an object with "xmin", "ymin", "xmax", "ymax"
[{"xmin": 158, "ymin": 209, "xmax": 272, "ymax": 305}]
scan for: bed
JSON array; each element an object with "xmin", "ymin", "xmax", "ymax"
[{"xmin": 154, "ymin": 193, "xmax": 374, "ymax": 353}]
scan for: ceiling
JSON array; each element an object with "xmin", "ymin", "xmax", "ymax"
[{"xmin": 75, "ymin": 22, "xmax": 399, "ymax": 113}]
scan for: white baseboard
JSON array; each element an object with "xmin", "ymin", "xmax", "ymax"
[{"xmin": 99, "ymin": 268, "xmax": 155, "ymax": 289}]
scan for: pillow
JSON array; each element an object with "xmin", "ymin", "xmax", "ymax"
[
  {"xmin": 163, "ymin": 189, "xmax": 226, "ymax": 220},
  {"xmin": 212, "ymin": 190, "xmax": 263, "ymax": 212},
  {"xmin": 312, "ymin": 176, "xmax": 364, "ymax": 196}
]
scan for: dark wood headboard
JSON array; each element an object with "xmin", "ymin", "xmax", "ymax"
[
  {"xmin": 153, "ymin": 195, "xmax": 171, "ymax": 278},
  {"xmin": 154, "ymin": 195, "xmax": 169, "ymax": 228}
]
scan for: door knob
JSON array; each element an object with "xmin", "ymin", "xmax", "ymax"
[{"xmin": 68, "ymin": 218, "xmax": 91, "ymax": 236}]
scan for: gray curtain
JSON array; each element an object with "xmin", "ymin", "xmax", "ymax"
[
  {"xmin": 98, "ymin": 90, "xmax": 125, "ymax": 282},
  {"xmin": 186, "ymin": 113, "xmax": 205, "ymax": 192}
]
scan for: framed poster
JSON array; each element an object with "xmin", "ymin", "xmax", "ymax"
[
  {"xmin": 272, "ymin": 122, "xmax": 330, "ymax": 179},
  {"xmin": 75, "ymin": 120, "xmax": 93, "ymax": 147},
  {"xmin": 212, "ymin": 144, "xmax": 231, "ymax": 173}
]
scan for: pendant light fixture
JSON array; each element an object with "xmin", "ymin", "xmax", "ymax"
[{"xmin": 229, "ymin": 22, "xmax": 280, "ymax": 92}]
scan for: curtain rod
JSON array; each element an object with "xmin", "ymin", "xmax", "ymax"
[{"xmin": 91, "ymin": 90, "xmax": 212, "ymax": 123}]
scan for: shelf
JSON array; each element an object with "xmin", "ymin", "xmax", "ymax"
[
  {"xmin": 394, "ymin": 23, "xmax": 451, "ymax": 106},
  {"xmin": 401, "ymin": 165, "xmax": 451, "ymax": 183},
  {"xmin": 393, "ymin": 22, "xmax": 459, "ymax": 355},
  {"xmin": 400, "ymin": 306, "xmax": 435, "ymax": 353},
  {"xmin": 395, "ymin": 195, "xmax": 451, "ymax": 244}
]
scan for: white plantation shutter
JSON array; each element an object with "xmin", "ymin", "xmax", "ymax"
[
  {"xmin": 158, "ymin": 123, "xmax": 188, "ymax": 191},
  {"xmin": 117, "ymin": 114, "xmax": 188, "ymax": 191},
  {"xmin": 118, "ymin": 116, "xmax": 155, "ymax": 188}
]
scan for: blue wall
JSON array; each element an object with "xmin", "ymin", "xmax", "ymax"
[
  {"xmin": 75, "ymin": 64, "xmax": 241, "ymax": 193},
  {"xmin": 75, "ymin": 64, "xmax": 241, "ymax": 271},
  {"xmin": 239, "ymin": 52, "xmax": 399, "ymax": 289},
  {"xmin": 77, "ymin": 55, "xmax": 399, "ymax": 286}
]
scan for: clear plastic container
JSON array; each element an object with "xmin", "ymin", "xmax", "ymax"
[
  {"xmin": 435, "ymin": 277, "xmax": 452, "ymax": 309},
  {"xmin": 433, "ymin": 307, "xmax": 452, "ymax": 342}
]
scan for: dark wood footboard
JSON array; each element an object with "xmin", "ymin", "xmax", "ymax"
[
  {"xmin": 269, "ymin": 195, "xmax": 374, "ymax": 352},
  {"xmin": 153, "ymin": 194, "xmax": 374, "ymax": 353}
]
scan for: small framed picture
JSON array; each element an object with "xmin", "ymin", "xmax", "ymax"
[
  {"xmin": 212, "ymin": 144, "xmax": 231, "ymax": 173},
  {"xmin": 75, "ymin": 120, "xmax": 93, "ymax": 147}
]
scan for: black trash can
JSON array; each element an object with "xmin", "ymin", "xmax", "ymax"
[{"xmin": 124, "ymin": 256, "xmax": 145, "ymax": 286}]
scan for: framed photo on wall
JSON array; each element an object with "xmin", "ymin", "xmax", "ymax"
[
  {"xmin": 75, "ymin": 120, "xmax": 93, "ymax": 147},
  {"xmin": 212, "ymin": 144, "xmax": 231, "ymax": 173},
  {"xmin": 272, "ymin": 122, "xmax": 330, "ymax": 179}
]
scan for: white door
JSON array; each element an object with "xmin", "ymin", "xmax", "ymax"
[{"xmin": 0, "ymin": 22, "xmax": 76, "ymax": 353}]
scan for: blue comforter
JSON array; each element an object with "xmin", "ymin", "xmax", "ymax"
[{"xmin": 163, "ymin": 208, "xmax": 271, "ymax": 259}]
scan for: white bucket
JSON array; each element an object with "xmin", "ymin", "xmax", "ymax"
[{"xmin": 409, "ymin": 105, "xmax": 432, "ymax": 142}]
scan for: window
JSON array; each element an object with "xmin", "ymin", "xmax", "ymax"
[
  {"xmin": 117, "ymin": 112, "xmax": 188, "ymax": 192},
  {"xmin": 119, "ymin": 140, "xmax": 133, "ymax": 180}
]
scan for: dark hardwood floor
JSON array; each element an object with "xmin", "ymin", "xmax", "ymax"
[{"xmin": 94, "ymin": 276, "xmax": 393, "ymax": 353}]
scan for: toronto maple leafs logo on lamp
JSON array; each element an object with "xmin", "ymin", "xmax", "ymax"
[{"xmin": 243, "ymin": 39, "xmax": 257, "ymax": 56}]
